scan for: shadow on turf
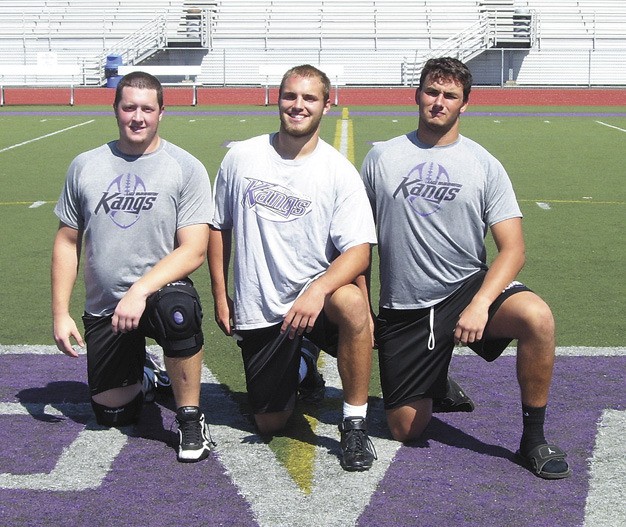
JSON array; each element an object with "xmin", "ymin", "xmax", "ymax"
[
  {"xmin": 15, "ymin": 379, "xmax": 517, "ymax": 467},
  {"xmin": 404, "ymin": 416, "xmax": 515, "ymax": 463},
  {"xmin": 16, "ymin": 381, "xmax": 91, "ymax": 424},
  {"xmin": 13, "ymin": 378, "xmax": 251, "ymax": 455},
  {"xmin": 15, "ymin": 380, "xmax": 179, "ymax": 450}
]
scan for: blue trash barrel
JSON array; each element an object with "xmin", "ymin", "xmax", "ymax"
[{"xmin": 105, "ymin": 54, "xmax": 124, "ymax": 88}]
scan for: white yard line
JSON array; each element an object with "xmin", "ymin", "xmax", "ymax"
[
  {"xmin": 595, "ymin": 120, "xmax": 626, "ymax": 133},
  {"xmin": 0, "ymin": 120, "xmax": 95, "ymax": 154},
  {"xmin": 584, "ymin": 409, "xmax": 626, "ymax": 527}
]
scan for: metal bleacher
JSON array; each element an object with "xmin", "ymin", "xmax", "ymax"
[
  {"xmin": 520, "ymin": 0, "xmax": 626, "ymax": 48},
  {"xmin": 201, "ymin": 0, "xmax": 626, "ymax": 86},
  {"xmin": 0, "ymin": 0, "xmax": 625, "ymax": 88},
  {"xmin": 0, "ymin": 0, "xmax": 212, "ymax": 86},
  {"xmin": 203, "ymin": 0, "xmax": 499, "ymax": 85},
  {"xmin": 206, "ymin": 0, "xmax": 486, "ymax": 49},
  {"xmin": 503, "ymin": 0, "xmax": 626, "ymax": 85}
]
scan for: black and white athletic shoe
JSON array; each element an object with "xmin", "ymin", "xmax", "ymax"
[
  {"xmin": 142, "ymin": 352, "xmax": 172, "ymax": 403},
  {"xmin": 339, "ymin": 417, "xmax": 377, "ymax": 471},
  {"xmin": 298, "ymin": 339, "xmax": 326, "ymax": 404},
  {"xmin": 175, "ymin": 406, "xmax": 214, "ymax": 463}
]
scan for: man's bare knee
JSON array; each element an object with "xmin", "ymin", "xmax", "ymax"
[
  {"xmin": 491, "ymin": 293, "xmax": 555, "ymax": 347},
  {"xmin": 529, "ymin": 302, "xmax": 555, "ymax": 338},
  {"xmin": 326, "ymin": 284, "xmax": 368, "ymax": 329},
  {"xmin": 254, "ymin": 410, "xmax": 292, "ymax": 436},
  {"xmin": 386, "ymin": 400, "xmax": 432, "ymax": 442}
]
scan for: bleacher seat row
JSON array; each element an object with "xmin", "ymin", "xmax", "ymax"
[{"xmin": 0, "ymin": 0, "xmax": 625, "ymax": 87}]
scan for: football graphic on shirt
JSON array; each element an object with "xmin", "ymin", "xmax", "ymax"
[
  {"xmin": 98, "ymin": 173, "xmax": 156, "ymax": 229},
  {"xmin": 403, "ymin": 162, "xmax": 462, "ymax": 217}
]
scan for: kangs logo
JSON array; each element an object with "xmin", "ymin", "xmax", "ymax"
[
  {"xmin": 392, "ymin": 161, "xmax": 462, "ymax": 217},
  {"xmin": 242, "ymin": 178, "xmax": 311, "ymax": 222},
  {"xmin": 94, "ymin": 173, "xmax": 158, "ymax": 229}
]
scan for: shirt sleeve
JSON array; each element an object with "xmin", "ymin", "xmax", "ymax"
[
  {"xmin": 484, "ymin": 156, "xmax": 522, "ymax": 226},
  {"xmin": 54, "ymin": 157, "xmax": 83, "ymax": 230},
  {"xmin": 211, "ymin": 162, "xmax": 234, "ymax": 230}
]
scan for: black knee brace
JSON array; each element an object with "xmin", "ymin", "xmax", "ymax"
[
  {"xmin": 91, "ymin": 391, "xmax": 143, "ymax": 427},
  {"xmin": 144, "ymin": 280, "xmax": 204, "ymax": 358}
]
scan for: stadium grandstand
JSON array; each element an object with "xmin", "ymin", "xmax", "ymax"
[{"xmin": 0, "ymin": 0, "xmax": 625, "ymax": 89}]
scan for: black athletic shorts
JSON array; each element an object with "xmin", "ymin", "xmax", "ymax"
[
  {"xmin": 375, "ymin": 270, "xmax": 531, "ymax": 409},
  {"xmin": 83, "ymin": 278, "xmax": 203, "ymax": 397},
  {"xmin": 83, "ymin": 312, "xmax": 147, "ymax": 397},
  {"xmin": 234, "ymin": 310, "xmax": 339, "ymax": 414}
]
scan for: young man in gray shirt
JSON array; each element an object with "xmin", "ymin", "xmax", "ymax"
[
  {"xmin": 52, "ymin": 71, "xmax": 213, "ymax": 462},
  {"xmin": 361, "ymin": 57, "xmax": 571, "ymax": 479}
]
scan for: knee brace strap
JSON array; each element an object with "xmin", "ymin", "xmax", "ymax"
[{"xmin": 91, "ymin": 391, "xmax": 143, "ymax": 427}]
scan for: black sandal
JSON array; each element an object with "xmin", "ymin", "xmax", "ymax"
[{"xmin": 516, "ymin": 443, "xmax": 572, "ymax": 479}]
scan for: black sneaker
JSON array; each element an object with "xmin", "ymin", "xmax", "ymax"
[
  {"xmin": 142, "ymin": 352, "xmax": 173, "ymax": 403},
  {"xmin": 432, "ymin": 376, "xmax": 475, "ymax": 413},
  {"xmin": 298, "ymin": 339, "xmax": 326, "ymax": 404},
  {"xmin": 338, "ymin": 416, "xmax": 377, "ymax": 471},
  {"xmin": 175, "ymin": 406, "xmax": 214, "ymax": 463}
]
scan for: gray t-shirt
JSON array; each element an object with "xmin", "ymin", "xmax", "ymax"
[
  {"xmin": 361, "ymin": 131, "xmax": 522, "ymax": 309},
  {"xmin": 55, "ymin": 139, "xmax": 212, "ymax": 316},
  {"xmin": 212, "ymin": 133, "xmax": 377, "ymax": 329}
]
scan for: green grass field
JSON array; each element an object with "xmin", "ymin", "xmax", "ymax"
[{"xmin": 0, "ymin": 104, "xmax": 623, "ymax": 356}]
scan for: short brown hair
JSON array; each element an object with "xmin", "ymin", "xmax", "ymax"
[
  {"xmin": 419, "ymin": 57, "xmax": 473, "ymax": 102},
  {"xmin": 113, "ymin": 71, "xmax": 163, "ymax": 109},
  {"xmin": 279, "ymin": 65, "xmax": 331, "ymax": 102}
]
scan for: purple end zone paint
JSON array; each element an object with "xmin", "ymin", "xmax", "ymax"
[
  {"xmin": 358, "ymin": 355, "xmax": 625, "ymax": 527},
  {"xmin": 1, "ymin": 352, "xmax": 624, "ymax": 526},
  {"xmin": 0, "ymin": 354, "xmax": 257, "ymax": 527}
]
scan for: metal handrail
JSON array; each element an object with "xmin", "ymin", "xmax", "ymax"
[
  {"xmin": 405, "ymin": 15, "xmax": 493, "ymax": 86},
  {"xmin": 82, "ymin": 16, "xmax": 167, "ymax": 86}
]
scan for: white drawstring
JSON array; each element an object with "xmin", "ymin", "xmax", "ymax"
[{"xmin": 427, "ymin": 307, "xmax": 435, "ymax": 351}]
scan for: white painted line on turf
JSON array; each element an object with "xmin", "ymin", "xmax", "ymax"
[
  {"xmin": 452, "ymin": 346, "xmax": 626, "ymax": 357},
  {"xmin": 201, "ymin": 355, "xmax": 400, "ymax": 527},
  {"xmin": 595, "ymin": 121, "xmax": 626, "ymax": 133},
  {"xmin": 0, "ymin": 423, "xmax": 127, "ymax": 491},
  {"xmin": 339, "ymin": 118, "xmax": 350, "ymax": 158},
  {"xmin": 29, "ymin": 200, "xmax": 46, "ymax": 208},
  {"xmin": 0, "ymin": 344, "xmax": 86, "ymax": 355},
  {"xmin": 536, "ymin": 202, "xmax": 551, "ymax": 210},
  {"xmin": 0, "ymin": 120, "xmax": 95, "ymax": 154},
  {"xmin": 334, "ymin": 110, "xmax": 354, "ymax": 164},
  {"xmin": 0, "ymin": 402, "xmax": 91, "ymax": 416},
  {"xmin": 584, "ymin": 410, "xmax": 626, "ymax": 527}
]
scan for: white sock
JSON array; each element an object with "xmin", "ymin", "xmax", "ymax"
[
  {"xmin": 343, "ymin": 402, "xmax": 368, "ymax": 420},
  {"xmin": 298, "ymin": 357, "xmax": 307, "ymax": 383}
]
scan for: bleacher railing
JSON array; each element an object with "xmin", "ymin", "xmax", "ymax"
[
  {"xmin": 403, "ymin": 15, "xmax": 495, "ymax": 86},
  {"xmin": 82, "ymin": 16, "xmax": 168, "ymax": 86}
]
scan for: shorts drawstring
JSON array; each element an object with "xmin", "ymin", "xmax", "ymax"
[{"xmin": 428, "ymin": 306, "xmax": 435, "ymax": 351}]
